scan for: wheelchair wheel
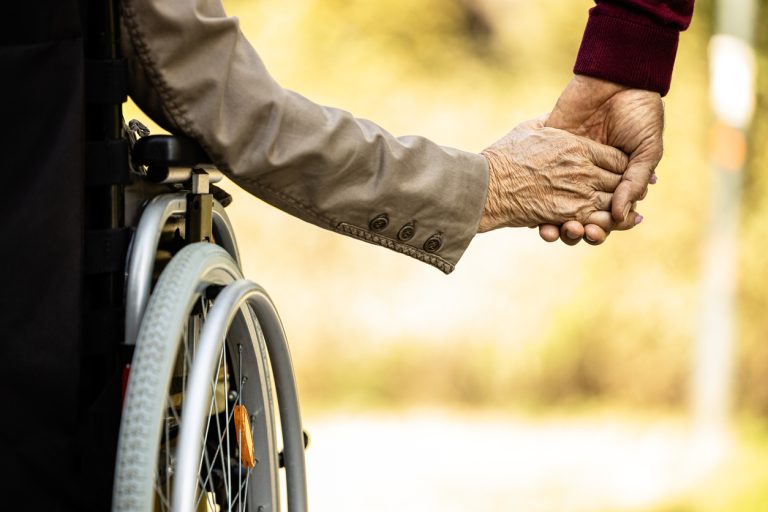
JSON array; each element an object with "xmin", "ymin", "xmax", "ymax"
[
  {"xmin": 173, "ymin": 279, "xmax": 308, "ymax": 512},
  {"xmin": 112, "ymin": 243, "xmax": 280, "ymax": 511}
]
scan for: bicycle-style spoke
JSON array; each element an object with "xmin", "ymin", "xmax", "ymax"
[
  {"xmin": 194, "ymin": 339, "xmax": 227, "ymax": 510},
  {"xmin": 222, "ymin": 342, "xmax": 234, "ymax": 511},
  {"xmin": 154, "ymin": 478, "xmax": 172, "ymax": 512},
  {"xmin": 234, "ymin": 386, "xmax": 256, "ymax": 512},
  {"xmin": 237, "ymin": 344, "xmax": 244, "ymax": 511},
  {"xmin": 193, "ymin": 342, "xmax": 254, "ymax": 512}
]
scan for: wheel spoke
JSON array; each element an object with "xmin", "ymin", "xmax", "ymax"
[
  {"xmin": 223, "ymin": 344, "xmax": 233, "ymax": 512},
  {"xmin": 238, "ymin": 344, "xmax": 244, "ymax": 512},
  {"xmin": 195, "ymin": 351, "xmax": 226, "ymax": 511}
]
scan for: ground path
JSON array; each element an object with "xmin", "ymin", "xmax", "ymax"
[{"xmin": 301, "ymin": 409, "xmax": 724, "ymax": 512}]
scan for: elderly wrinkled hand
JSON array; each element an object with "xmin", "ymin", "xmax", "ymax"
[
  {"xmin": 477, "ymin": 117, "xmax": 632, "ymax": 233},
  {"xmin": 539, "ymin": 74, "xmax": 664, "ymax": 245}
]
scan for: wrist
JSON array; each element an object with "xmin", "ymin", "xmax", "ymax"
[
  {"xmin": 574, "ymin": 11, "xmax": 680, "ymax": 96},
  {"xmin": 478, "ymin": 149, "xmax": 503, "ymax": 233},
  {"xmin": 548, "ymin": 75, "xmax": 628, "ymax": 133},
  {"xmin": 571, "ymin": 74, "xmax": 628, "ymax": 98}
]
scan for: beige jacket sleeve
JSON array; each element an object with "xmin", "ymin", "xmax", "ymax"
[{"xmin": 121, "ymin": 0, "xmax": 489, "ymax": 274}]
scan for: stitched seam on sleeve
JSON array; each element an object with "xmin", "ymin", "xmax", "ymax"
[
  {"xmin": 224, "ymin": 172, "xmax": 336, "ymax": 226},
  {"xmin": 337, "ymin": 222, "xmax": 454, "ymax": 274},
  {"xmin": 122, "ymin": 3, "xmax": 198, "ymax": 140},
  {"xmin": 121, "ymin": 2, "xmax": 330, "ymax": 226}
]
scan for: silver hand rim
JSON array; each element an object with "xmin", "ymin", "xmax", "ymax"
[{"xmin": 124, "ymin": 193, "xmax": 241, "ymax": 345}]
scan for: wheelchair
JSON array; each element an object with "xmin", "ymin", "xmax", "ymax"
[
  {"xmin": 78, "ymin": 2, "xmax": 306, "ymax": 507},
  {"xmin": 108, "ymin": 123, "xmax": 308, "ymax": 512}
]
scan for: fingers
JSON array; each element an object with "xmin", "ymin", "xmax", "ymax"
[
  {"xmin": 545, "ymin": 210, "xmax": 624, "ymax": 247},
  {"xmin": 581, "ymin": 136, "xmax": 629, "ymax": 174},
  {"xmin": 612, "ymin": 178, "xmax": 646, "ymax": 222},
  {"xmin": 538, "ymin": 222, "xmax": 608, "ymax": 246},
  {"xmin": 556, "ymin": 219, "xmax": 608, "ymax": 246},
  {"xmin": 538, "ymin": 209, "xmax": 646, "ymax": 247},
  {"xmin": 583, "ymin": 225, "xmax": 608, "ymax": 245},
  {"xmin": 594, "ymin": 191, "xmax": 613, "ymax": 211},
  {"xmin": 592, "ymin": 167, "xmax": 623, "ymax": 193},
  {"xmin": 584, "ymin": 210, "xmax": 614, "ymax": 231},
  {"xmin": 580, "ymin": 211, "xmax": 613, "ymax": 245},
  {"xmin": 612, "ymin": 209, "xmax": 644, "ymax": 231},
  {"xmin": 559, "ymin": 221, "xmax": 584, "ymax": 246},
  {"xmin": 539, "ymin": 224, "xmax": 560, "ymax": 242},
  {"xmin": 611, "ymin": 152, "xmax": 658, "ymax": 221}
]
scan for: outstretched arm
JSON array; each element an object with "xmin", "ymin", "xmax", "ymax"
[{"xmin": 122, "ymin": 0, "xmax": 489, "ymax": 274}]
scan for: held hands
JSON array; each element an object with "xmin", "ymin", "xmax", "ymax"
[
  {"xmin": 540, "ymin": 75, "xmax": 664, "ymax": 245},
  {"xmin": 478, "ymin": 117, "xmax": 634, "ymax": 232}
]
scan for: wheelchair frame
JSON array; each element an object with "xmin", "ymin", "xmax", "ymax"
[
  {"xmin": 104, "ymin": 129, "xmax": 308, "ymax": 512},
  {"xmin": 83, "ymin": 2, "xmax": 307, "ymax": 508}
]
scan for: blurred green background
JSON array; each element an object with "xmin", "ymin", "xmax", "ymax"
[{"xmin": 126, "ymin": 0, "xmax": 768, "ymax": 509}]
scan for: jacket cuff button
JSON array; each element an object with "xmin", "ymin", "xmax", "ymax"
[
  {"xmin": 369, "ymin": 214, "xmax": 389, "ymax": 232},
  {"xmin": 397, "ymin": 222, "xmax": 416, "ymax": 241},
  {"xmin": 423, "ymin": 233, "xmax": 443, "ymax": 253}
]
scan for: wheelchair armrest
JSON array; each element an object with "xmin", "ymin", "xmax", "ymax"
[
  {"xmin": 133, "ymin": 134, "xmax": 213, "ymax": 168},
  {"xmin": 133, "ymin": 135, "xmax": 218, "ymax": 183}
]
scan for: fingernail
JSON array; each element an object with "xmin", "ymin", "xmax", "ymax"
[
  {"xmin": 566, "ymin": 231, "xmax": 580, "ymax": 240},
  {"xmin": 635, "ymin": 214, "xmax": 644, "ymax": 225},
  {"xmin": 650, "ymin": 174, "xmax": 658, "ymax": 184},
  {"xmin": 585, "ymin": 235, "xmax": 598, "ymax": 244}
]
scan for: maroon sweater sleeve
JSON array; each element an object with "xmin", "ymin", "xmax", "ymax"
[{"xmin": 574, "ymin": 1, "xmax": 695, "ymax": 96}]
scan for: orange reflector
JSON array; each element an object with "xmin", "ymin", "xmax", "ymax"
[{"xmin": 234, "ymin": 404, "xmax": 256, "ymax": 468}]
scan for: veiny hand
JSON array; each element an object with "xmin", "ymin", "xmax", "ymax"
[
  {"xmin": 541, "ymin": 74, "xmax": 664, "ymax": 245},
  {"xmin": 478, "ymin": 117, "xmax": 631, "ymax": 233}
]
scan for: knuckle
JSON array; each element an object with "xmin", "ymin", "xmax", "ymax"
[
  {"xmin": 586, "ymin": 188, "xmax": 601, "ymax": 205},
  {"xmin": 562, "ymin": 138, "xmax": 583, "ymax": 155}
]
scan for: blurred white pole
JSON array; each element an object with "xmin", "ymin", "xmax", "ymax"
[{"xmin": 693, "ymin": 0, "xmax": 756, "ymax": 456}]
